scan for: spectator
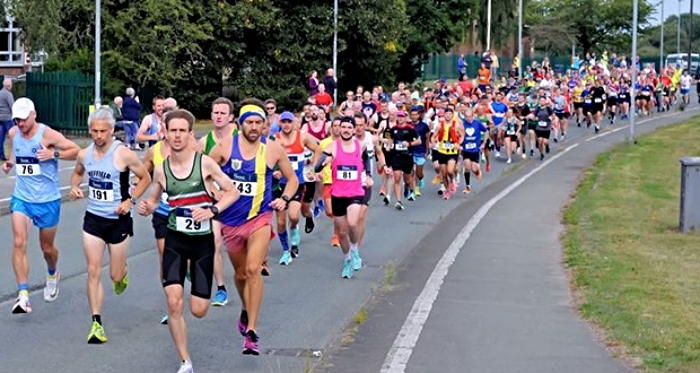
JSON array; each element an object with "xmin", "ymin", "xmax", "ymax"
[
  {"xmin": 457, "ymin": 54, "xmax": 467, "ymax": 80},
  {"xmin": 323, "ymin": 68, "xmax": 337, "ymax": 99},
  {"xmin": 121, "ymin": 87, "xmax": 141, "ymax": 150},
  {"xmin": 315, "ymin": 84, "xmax": 333, "ymax": 119},
  {"xmin": 490, "ymin": 50, "xmax": 499, "ymax": 79},
  {"xmin": 482, "ymin": 50, "xmax": 493, "ymax": 70},
  {"xmin": 0, "ymin": 78, "xmax": 14, "ymax": 161},
  {"xmin": 308, "ymin": 70, "xmax": 319, "ymax": 96},
  {"xmin": 110, "ymin": 96, "xmax": 125, "ymax": 137}
]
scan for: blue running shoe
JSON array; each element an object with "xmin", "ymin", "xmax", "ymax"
[
  {"xmin": 212, "ymin": 289, "xmax": 228, "ymax": 306},
  {"xmin": 313, "ymin": 206, "xmax": 320, "ymax": 218},
  {"xmin": 279, "ymin": 251, "xmax": 293, "ymax": 266},
  {"xmin": 160, "ymin": 314, "xmax": 169, "ymax": 325},
  {"xmin": 290, "ymin": 228, "xmax": 301, "ymax": 246},
  {"xmin": 418, "ymin": 179, "xmax": 425, "ymax": 190},
  {"xmin": 351, "ymin": 251, "xmax": 362, "ymax": 271},
  {"xmin": 342, "ymin": 259, "xmax": 353, "ymax": 279}
]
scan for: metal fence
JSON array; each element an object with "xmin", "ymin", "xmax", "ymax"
[
  {"xmin": 421, "ymin": 54, "xmax": 664, "ymax": 81},
  {"xmin": 26, "ymin": 71, "xmax": 95, "ymax": 136}
]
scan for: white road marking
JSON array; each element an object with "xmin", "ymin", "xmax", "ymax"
[{"xmin": 380, "ymin": 107, "xmax": 700, "ymax": 373}]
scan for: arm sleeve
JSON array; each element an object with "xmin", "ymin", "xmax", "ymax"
[
  {"xmin": 363, "ymin": 150, "xmax": 372, "ymax": 175},
  {"xmin": 314, "ymin": 152, "xmax": 330, "ymax": 173}
]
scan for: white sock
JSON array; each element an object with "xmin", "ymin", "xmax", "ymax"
[
  {"xmin": 350, "ymin": 243, "xmax": 358, "ymax": 253},
  {"xmin": 344, "ymin": 252, "xmax": 351, "ymax": 261}
]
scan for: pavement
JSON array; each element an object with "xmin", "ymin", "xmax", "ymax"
[{"xmin": 0, "ymin": 106, "xmax": 696, "ymax": 373}]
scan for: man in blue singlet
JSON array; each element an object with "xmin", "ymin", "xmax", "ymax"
[
  {"xmin": 489, "ymin": 91, "xmax": 508, "ymax": 158},
  {"xmin": 2, "ymin": 98, "xmax": 80, "ymax": 314},
  {"xmin": 136, "ymin": 94, "xmax": 166, "ymax": 147},
  {"xmin": 69, "ymin": 107, "xmax": 151, "ymax": 343}
]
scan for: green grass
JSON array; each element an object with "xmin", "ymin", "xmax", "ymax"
[{"xmin": 562, "ymin": 116, "xmax": 700, "ymax": 372}]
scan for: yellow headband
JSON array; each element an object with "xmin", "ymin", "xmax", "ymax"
[{"xmin": 239, "ymin": 104, "xmax": 267, "ymax": 123}]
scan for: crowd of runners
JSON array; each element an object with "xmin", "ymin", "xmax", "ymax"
[{"xmin": 0, "ymin": 53, "xmax": 693, "ymax": 373}]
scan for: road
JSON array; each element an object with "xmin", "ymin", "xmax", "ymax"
[{"xmin": 0, "ymin": 108, "xmax": 695, "ymax": 373}]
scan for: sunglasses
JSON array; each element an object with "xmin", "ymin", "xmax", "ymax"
[{"xmin": 266, "ymin": 106, "xmax": 275, "ymax": 110}]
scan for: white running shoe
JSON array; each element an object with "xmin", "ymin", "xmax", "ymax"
[
  {"xmin": 44, "ymin": 272, "xmax": 60, "ymax": 302},
  {"xmin": 12, "ymin": 293, "xmax": 32, "ymax": 314},
  {"xmin": 177, "ymin": 361, "xmax": 194, "ymax": 373}
]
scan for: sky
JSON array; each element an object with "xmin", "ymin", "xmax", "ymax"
[{"xmin": 652, "ymin": 0, "xmax": 700, "ymax": 25}]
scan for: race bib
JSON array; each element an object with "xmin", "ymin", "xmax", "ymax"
[
  {"xmin": 231, "ymin": 173, "xmax": 258, "ymax": 197},
  {"xmin": 538, "ymin": 121, "xmax": 548, "ymax": 127},
  {"xmin": 303, "ymin": 164, "xmax": 315, "ymax": 182},
  {"xmin": 506, "ymin": 130, "xmax": 516, "ymax": 135},
  {"xmin": 442, "ymin": 142, "xmax": 455, "ymax": 150},
  {"xmin": 594, "ymin": 98, "xmax": 602, "ymax": 103},
  {"xmin": 394, "ymin": 141, "xmax": 408, "ymax": 151},
  {"xmin": 464, "ymin": 142, "xmax": 477, "ymax": 150},
  {"xmin": 288, "ymin": 155, "xmax": 300, "ymax": 170},
  {"xmin": 161, "ymin": 192, "xmax": 169, "ymax": 203},
  {"xmin": 175, "ymin": 208, "xmax": 210, "ymax": 233},
  {"xmin": 584, "ymin": 99, "xmax": 592, "ymax": 104},
  {"xmin": 88, "ymin": 179, "xmax": 115, "ymax": 202},
  {"xmin": 336, "ymin": 165, "xmax": 358, "ymax": 180},
  {"xmin": 15, "ymin": 156, "xmax": 42, "ymax": 176}
]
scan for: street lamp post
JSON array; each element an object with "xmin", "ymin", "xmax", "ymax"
[
  {"xmin": 486, "ymin": 0, "xmax": 492, "ymax": 51},
  {"xmin": 689, "ymin": 0, "xmax": 694, "ymax": 74},
  {"xmin": 518, "ymin": 0, "xmax": 523, "ymax": 78},
  {"xmin": 94, "ymin": 0, "xmax": 101, "ymax": 106},
  {"xmin": 660, "ymin": 0, "xmax": 665, "ymax": 71},
  {"xmin": 332, "ymin": 0, "xmax": 338, "ymax": 108},
  {"xmin": 677, "ymin": 0, "xmax": 682, "ymax": 55},
  {"xmin": 630, "ymin": 0, "xmax": 639, "ymax": 143}
]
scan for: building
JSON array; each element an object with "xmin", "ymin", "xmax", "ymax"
[{"xmin": 0, "ymin": 14, "xmax": 45, "ymax": 78}]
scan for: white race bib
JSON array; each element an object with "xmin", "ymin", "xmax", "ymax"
[
  {"xmin": 288, "ymin": 154, "xmax": 301, "ymax": 170},
  {"xmin": 336, "ymin": 165, "xmax": 358, "ymax": 180},
  {"xmin": 88, "ymin": 180, "xmax": 115, "ymax": 202},
  {"xmin": 538, "ymin": 121, "xmax": 548, "ymax": 127},
  {"xmin": 442, "ymin": 142, "xmax": 455, "ymax": 150},
  {"xmin": 175, "ymin": 208, "xmax": 211, "ymax": 233},
  {"xmin": 15, "ymin": 156, "xmax": 42, "ymax": 176},
  {"xmin": 594, "ymin": 98, "xmax": 602, "ymax": 103},
  {"xmin": 233, "ymin": 180, "xmax": 258, "ymax": 197},
  {"xmin": 464, "ymin": 143, "xmax": 477, "ymax": 150},
  {"xmin": 394, "ymin": 141, "xmax": 408, "ymax": 151}
]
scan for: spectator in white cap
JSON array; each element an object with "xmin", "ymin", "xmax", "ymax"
[{"xmin": 2, "ymin": 97, "xmax": 80, "ymax": 315}]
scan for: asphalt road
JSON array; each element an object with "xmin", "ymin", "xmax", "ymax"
[{"xmin": 0, "ymin": 107, "xmax": 695, "ymax": 373}]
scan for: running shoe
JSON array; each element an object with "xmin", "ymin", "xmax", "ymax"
[
  {"xmin": 331, "ymin": 235, "xmax": 340, "ymax": 247},
  {"xmin": 279, "ymin": 251, "xmax": 293, "ymax": 266},
  {"xmin": 407, "ymin": 192, "xmax": 415, "ymax": 201},
  {"xmin": 44, "ymin": 272, "xmax": 60, "ymax": 302},
  {"xmin": 418, "ymin": 179, "xmax": 425, "ymax": 190},
  {"xmin": 521, "ymin": 152, "xmax": 526, "ymax": 159},
  {"xmin": 313, "ymin": 205, "xmax": 320, "ymax": 218},
  {"xmin": 161, "ymin": 314, "xmax": 169, "ymax": 325},
  {"xmin": 530, "ymin": 149, "xmax": 534, "ymax": 157},
  {"xmin": 238, "ymin": 311, "xmax": 248, "ymax": 336},
  {"xmin": 395, "ymin": 201, "xmax": 404, "ymax": 210},
  {"xmin": 383, "ymin": 195, "xmax": 391, "ymax": 205},
  {"xmin": 317, "ymin": 199, "xmax": 325, "ymax": 213},
  {"xmin": 545, "ymin": 144, "xmax": 550, "ymax": 154},
  {"xmin": 443, "ymin": 190, "xmax": 454, "ymax": 200},
  {"xmin": 212, "ymin": 289, "xmax": 229, "ymax": 306},
  {"xmin": 450, "ymin": 182, "xmax": 456, "ymax": 193},
  {"xmin": 243, "ymin": 330, "xmax": 260, "ymax": 355},
  {"xmin": 485, "ymin": 162, "xmax": 491, "ymax": 172},
  {"xmin": 463, "ymin": 185, "xmax": 472, "ymax": 194},
  {"xmin": 12, "ymin": 293, "xmax": 31, "ymax": 314},
  {"xmin": 291, "ymin": 245, "xmax": 300, "ymax": 259},
  {"xmin": 413, "ymin": 186, "xmax": 421, "ymax": 197},
  {"xmin": 342, "ymin": 259, "xmax": 353, "ymax": 279},
  {"xmin": 506, "ymin": 158, "xmax": 512, "ymax": 164},
  {"xmin": 290, "ymin": 228, "xmax": 301, "ymax": 247},
  {"xmin": 261, "ymin": 261, "xmax": 270, "ymax": 276},
  {"xmin": 87, "ymin": 321, "xmax": 108, "ymax": 344},
  {"xmin": 475, "ymin": 169, "xmax": 482, "ymax": 180},
  {"xmin": 403, "ymin": 185, "xmax": 409, "ymax": 199},
  {"xmin": 113, "ymin": 273, "xmax": 129, "ymax": 295},
  {"xmin": 495, "ymin": 150, "xmax": 501, "ymax": 159},
  {"xmin": 481, "ymin": 153, "xmax": 486, "ymax": 162},
  {"xmin": 432, "ymin": 175, "xmax": 440, "ymax": 185},
  {"xmin": 379, "ymin": 186, "xmax": 387, "ymax": 196},
  {"xmin": 540, "ymin": 153, "xmax": 545, "ymax": 161},
  {"xmin": 594, "ymin": 125, "xmax": 600, "ymax": 134},
  {"xmin": 305, "ymin": 215, "xmax": 315, "ymax": 234},
  {"xmin": 177, "ymin": 361, "xmax": 194, "ymax": 373},
  {"xmin": 351, "ymin": 251, "xmax": 362, "ymax": 271},
  {"xmin": 437, "ymin": 185, "xmax": 445, "ymax": 196}
]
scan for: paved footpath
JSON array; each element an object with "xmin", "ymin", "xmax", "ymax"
[{"xmin": 0, "ymin": 108, "xmax": 696, "ymax": 373}]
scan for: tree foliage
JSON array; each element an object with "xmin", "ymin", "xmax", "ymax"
[{"xmin": 524, "ymin": 0, "xmax": 654, "ymax": 56}]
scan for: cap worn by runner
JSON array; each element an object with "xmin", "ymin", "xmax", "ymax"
[
  {"xmin": 280, "ymin": 111, "xmax": 295, "ymax": 122},
  {"xmin": 13, "ymin": 97, "xmax": 35, "ymax": 120}
]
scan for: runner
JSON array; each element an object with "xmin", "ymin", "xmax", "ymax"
[
  {"xmin": 137, "ymin": 109, "xmax": 239, "ymax": 373},
  {"xmin": 136, "ymin": 94, "xmax": 166, "ymax": 147},
  {"xmin": 409, "ymin": 106, "xmax": 430, "ymax": 196},
  {"xmin": 460, "ymin": 108, "xmax": 487, "ymax": 193},
  {"xmin": 387, "ymin": 110, "xmax": 420, "ymax": 209},
  {"xmin": 318, "ymin": 118, "xmax": 342, "ymax": 246},
  {"xmin": 501, "ymin": 107, "xmax": 521, "ymax": 164},
  {"xmin": 69, "ymin": 107, "xmax": 151, "ymax": 343},
  {"xmin": 2, "ymin": 98, "xmax": 80, "ymax": 314},
  {"xmin": 354, "ymin": 111, "xmax": 384, "ymax": 249},
  {"xmin": 314, "ymin": 115, "xmax": 372, "ymax": 278},
  {"xmin": 430, "ymin": 107, "xmax": 464, "ymax": 199},
  {"xmin": 680, "ymin": 70, "xmax": 692, "ymax": 106},
  {"xmin": 530, "ymin": 95, "xmax": 555, "ymax": 161},
  {"xmin": 274, "ymin": 111, "xmax": 321, "ymax": 265},
  {"xmin": 209, "ymin": 100, "xmax": 298, "ymax": 355},
  {"xmin": 198, "ymin": 97, "xmax": 236, "ymax": 307}
]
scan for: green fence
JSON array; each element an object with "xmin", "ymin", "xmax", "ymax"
[
  {"xmin": 421, "ymin": 54, "xmax": 664, "ymax": 81},
  {"xmin": 26, "ymin": 71, "xmax": 95, "ymax": 136}
]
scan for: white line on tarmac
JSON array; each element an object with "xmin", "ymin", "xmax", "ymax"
[
  {"xmin": 380, "ymin": 107, "xmax": 700, "ymax": 373},
  {"xmin": 585, "ymin": 107, "xmax": 699, "ymax": 142}
]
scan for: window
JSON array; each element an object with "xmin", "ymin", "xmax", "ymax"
[{"xmin": 0, "ymin": 16, "xmax": 24, "ymax": 66}]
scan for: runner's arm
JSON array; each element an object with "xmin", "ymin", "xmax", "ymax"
[
  {"xmin": 136, "ymin": 115, "xmax": 157, "ymax": 142},
  {"xmin": 138, "ymin": 165, "xmax": 165, "ymax": 216},
  {"xmin": 44, "ymin": 127, "xmax": 80, "ymax": 160},
  {"xmin": 121, "ymin": 147, "xmax": 151, "ymax": 200},
  {"xmin": 271, "ymin": 142, "xmax": 299, "ymax": 210},
  {"xmin": 201, "ymin": 155, "xmax": 239, "ymax": 213},
  {"xmin": 302, "ymin": 133, "xmax": 322, "ymax": 168},
  {"xmin": 69, "ymin": 148, "xmax": 87, "ymax": 199}
]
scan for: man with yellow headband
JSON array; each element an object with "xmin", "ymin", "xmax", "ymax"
[{"xmin": 208, "ymin": 98, "xmax": 298, "ymax": 355}]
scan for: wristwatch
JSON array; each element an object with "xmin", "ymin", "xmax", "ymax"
[
  {"xmin": 130, "ymin": 197, "xmax": 137, "ymax": 205},
  {"xmin": 53, "ymin": 149, "xmax": 60, "ymax": 159},
  {"xmin": 208, "ymin": 205, "xmax": 220, "ymax": 218},
  {"xmin": 281, "ymin": 194, "xmax": 291, "ymax": 206}
]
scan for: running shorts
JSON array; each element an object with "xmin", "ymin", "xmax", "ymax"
[
  {"xmin": 83, "ymin": 211, "xmax": 133, "ymax": 245},
  {"xmin": 162, "ymin": 229, "xmax": 215, "ymax": 299}
]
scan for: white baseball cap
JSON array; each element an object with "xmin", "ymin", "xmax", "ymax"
[{"xmin": 12, "ymin": 97, "xmax": 35, "ymax": 120}]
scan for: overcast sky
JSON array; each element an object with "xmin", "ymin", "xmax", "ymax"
[{"xmin": 652, "ymin": 0, "xmax": 700, "ymax": 25}]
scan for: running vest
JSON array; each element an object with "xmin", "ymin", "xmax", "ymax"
[
  {"xmin": 359, "ymin": 131, "xmax": 374, "ymax": 186},
  {"xmin": 85, "ymin": 141, "xmax": 130, "ymax": 219},
  {"xmin": 13, "ymin": 123, "xmax": 60, "ymax": 203},
  {"xmin": 436, "ymin": 120, "xmax": 459, "ymax": 155},
  {"xmin": 219, "ymin": 135, "xmax": 273, "ymax": 226},
  {"xmin": 203, "ymin": 128, "xmax": 236, "ymax": 155},
  {"xmin": 331, "ymin": 139, "xmax": 365, "ymax": 198},
  {"xmin": 306, "ymin": 122, "xmax": 327, "ymax": 142},
  {"xmin": 275, "ymin": 130, "xmax": 305, "ymax": 184},
  {"xmin": 147, "ymin": 113, "xmax": 160, "ymax": 147},
  {"xmin": 462, "ymin": 119, "xmax": 484, "ymax": 153},
  {"xmin": 153, "ymin": 141, "xmax": 171, "ymax": 217},
  {"xmin": 490, "ymin": 102, "xmax": 508, "ymax": 126},
  {"xmin": 164, "ymin": 152, "xmax": 213, "ymax": 235},
  {"xmin": 535, "ymin": 107, "xmax": 552, "ymax": 130}
]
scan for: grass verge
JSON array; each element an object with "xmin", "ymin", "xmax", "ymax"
[{"xmin": 562, "ymin": 117, "xmax": 700, "ymax": 372}]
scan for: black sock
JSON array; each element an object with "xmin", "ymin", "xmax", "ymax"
[
  {"xmin": 92, "ymin": 314, "xmax": 102, "ymax": 325},
  {"xmin": 464, "ymin": 172, "xmax": 471, "ymax": 186},
  {"xmin": 217, "ymin": 285, "xmax": 226, "ymax": 292},
  {"xmin": 241, "ymin": 309, "xmax": 249, "ymax": 324}
]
